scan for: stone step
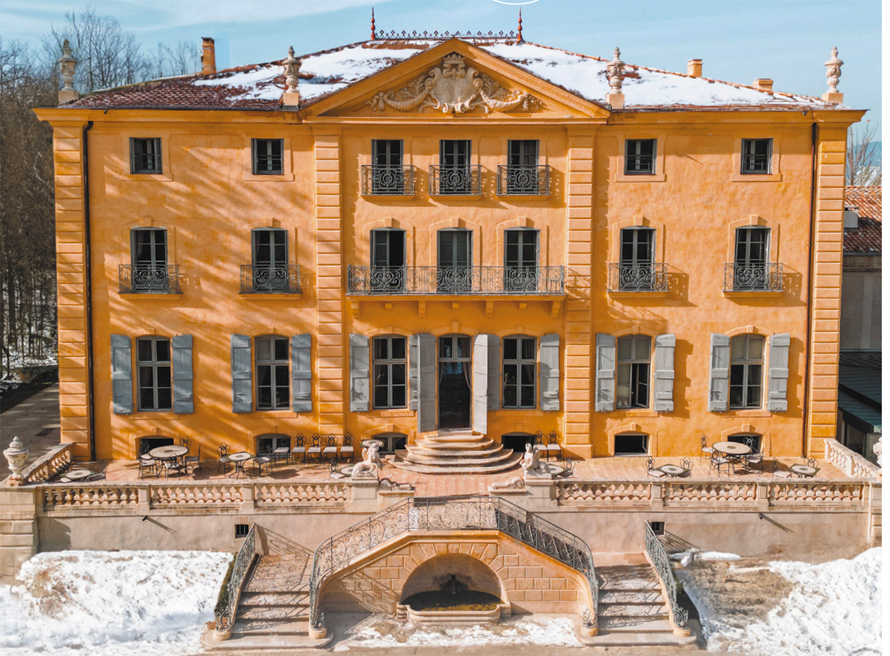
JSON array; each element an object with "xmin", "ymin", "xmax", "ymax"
[
  {"xmin": 232, "ymin": 618, "xmax": 310, "ymax": 636},
  {"xmin": 599, "ymin": 590, "xmax": 665, "ymax": 604},
  {"xmin": 600, "ymin": 617, "xmax": 676, "ymax": 633},
  {"xmin": 599, "ymin": 603, "xmax": 669, "ymax": 617},
  {"xmin": 581, "ymin": 630, "xmax": 697, "ymax": 647},
  {"xmin": 390, "ymin": 454, "xmax": 521, "ymax": 475},
  {"xmin": 404, "ymin": 451, "xmax": 515, "ymax": 467},
  {"xmin": 237, "ymin": 606, "xmax": 310, "ymax": 621},
  {"xmin": 422, "ymin": 435, "xmax": 489, "ymax": 444},
  {"xmin": 414, "ymin": 439, "xmax": 498, "ymax": 452},
  {"xmin": 239, "ymin": 591, "xmax": 309, "ymax": 606}
]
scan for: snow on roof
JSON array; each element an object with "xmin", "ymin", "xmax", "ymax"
[{"xmin": 65, "ymin": 38, "xmax": 840, "ymax": 112}]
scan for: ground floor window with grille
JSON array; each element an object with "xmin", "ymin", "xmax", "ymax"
[
  {"xmin": 373, "ymin": 433, "xmax": 408, "ymax": 454},
  {"xmin": 501, "ymin": 432, "xmax": 536, "ymax": 453},
  {"xmin": 502, "ymin": 336, "xmax": 536, "ymax": 408},
  {"xmin": 617, "ymin": 335, "xmax": 651, "ymax": 408},
  {"xmin": 256, "ymin": 433, "xmax": 291, "ymax": 455},
  {"xmin": 136, "ymin": 337, "xmax": 172, "ymax": 411},
  {"xmin": 728, "ymin": 434, "xmax": 762, "ymax": 452},
  {"xmin": 614, "ymin": 433, "xmax": 649, "ymax": 455},
  {"xmin": 373, "ymin": 336, "xmax": 407, "ymax": 409},
  {"xmin": 256, "ymin": 335, "xmax": 290, "ymax": 410}
]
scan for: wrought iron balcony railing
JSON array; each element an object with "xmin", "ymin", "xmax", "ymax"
[
  {"xmin": 496, "ymin": 164, "xmax": 551, "ymax": 196},
  {"xmin": 360, "ymin": 165, "xmax": 415, "ymax": 196},
  {"xmin": 119, "ymin": 264, "xmax": 180, "ymax": 294},
  {"xmin": 724, "ymin": 263, "xmax": 783, "ymax": 292},
  {"xmin": 429, "ymin": 164, "xmax": 482, "ymax": 195},
  {"xmin": 608, "ymin": 263, "xmax": 667, "ymax": 292},
  {"xmin": 347, "ymin": 265, "xmax": 565, "ymax": 295},
  {"xmin": 240, "ymin": 264, "xmax": 301, "ymax": 294}
]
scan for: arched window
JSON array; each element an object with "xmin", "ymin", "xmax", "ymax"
[
  {"xmin": 255, "ymin": 335, "xmax": 289, "ymax": 411},
  {"xmin": 729, "ymin": 334, "xmax": 764, "ymax": 408}
]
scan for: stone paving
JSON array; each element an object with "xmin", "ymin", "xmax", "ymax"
[{"xmin": 0, "ymin": 384, "xmax": 61, "ymax": 476}]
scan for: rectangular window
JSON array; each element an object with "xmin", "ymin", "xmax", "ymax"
[
  {"xmin": 439, "ymin": 140, "xmax": 472, "ymax": 194},
  {"xmin": 372, "ymin": 336, "xmax": 407, "ymax": 409},
  {"xmin": 732, "ymin": 226, "xmax": 771, "ymax": 290},
  {"xmin": 437, "ymin": 229, "xmax": 472, "ymax": 293},
  {"xmin": 256, "ymin": 336, "xmax": 290, "ymax": 410},
  {"xmin": 252, "ymin": 139, "xmax": 283, "ymax": 175},
  {"xmin": 617, "ymin": 335, "xmax": 651, "ymax": 409},
  {"xmin": 505, "ymin": 140, "xmax": 540, "ymax": 194},
  {"xmin": 130, "ymin": 228, "xmax": 169, "ymax": 292},
  {"xmin": 130, "ymin": 138, "xmax": 162, "ymax": 174},
  {"xmin": 741, "ymin": 138, "xmax": 772, "ymax": 174},
  {"xmin": 615, "ymin": 433, "xmax": 648, "ymax": 455},
  {"xmin": 136, "ymin": 337, "xmax": 172, "ymax": 411},
  {"xmin": 504, "ymin": 229, "xmax": 539, "ymax": 292},
  {"xmin": 234, "ymin": 524, "xmax": 250, "ymax": 538},
  {"xmin": 256, "ymin": 434, "xmax": 291, "ymax": 455},
  {"xmin": 729, "ymin": 335, "xmax": 763, "ymax": 408},
  {"xmin": 371, "ymin": 140, "xmax": 404, "ymax": 194},
  {"xmin": 502, "ymin": 336, "xmax": 537, "ymax": 409},
  {"xmin": 618, "ymin": 228, "xmax": 656, "ymax": 291},
  {"xmin": 625, "ymin": 139, "xmax": 656, "ymax": 175},
  {"xmin": 370, "ymin": 229, "xmax": 406, "ymax": 292}
]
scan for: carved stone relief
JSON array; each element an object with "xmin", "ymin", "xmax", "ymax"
[{"xmin": 368, "ymin": 53, "xmax": 538, "ymax": 114}]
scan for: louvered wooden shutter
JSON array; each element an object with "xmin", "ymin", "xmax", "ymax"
[
  {"xmin": 539, "ymin": 333, "xmax": 560, "ymax": 411},
  {"xmin": 171, "ymin": 334, "xmax": 194, "ymax": 414},
  {"xmin": 291, "ymin": 334, "xmax": 312, "ymax": 413},
  {"xmin": 231, "ymin": 334, "xmax": 252, "ymax": 413},
  {"xmin": 111, "ymin": 334, "xmax": 133, "ymax": 415},
  {"xmin": 653, "ymin": 334, "xmax": 675, "ymax": 413},
  {"xmin": 417, "ymin": 333, "xmax": 436, "ymax": 432},
  {"xmin": 472, "ymin": 335, "xmax": 490, "ymax": 434},
  {"xmin": 595, "ymin": 334, "xmax": 616, "ymax": 412},
  {"xmin": 708, "ymin": 333, "xmax": 730, "ymax": 412},
  {"xmin": 349, "ymin": 334, "xmax": 370, "ymax": 412},
  {"xmin": 409, "ymin": 334, "xmax": 419, "ymax": 410},
  {"xmin": 767, "ymin": 333, "xmax": 790, "ymax": 412}
]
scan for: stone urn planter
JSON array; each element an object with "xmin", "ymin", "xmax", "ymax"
[{"xmin": 4, "ymin": 437, "xmax": 29, "ymax": 486}]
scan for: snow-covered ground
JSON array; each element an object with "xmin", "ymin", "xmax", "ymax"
[
  {"xmin": 680, "ymin": 547, "xmax": 882, "ymax": 656},
  {"xmin": 0, "ymin": 550, "xmax": 232, "ymax": 656}
]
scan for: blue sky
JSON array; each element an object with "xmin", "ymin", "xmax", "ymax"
[{"xmin": 1, "ymin": 0, "xmax": 882, "ymax": 128}]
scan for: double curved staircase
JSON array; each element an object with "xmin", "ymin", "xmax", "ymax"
[{"xmin": 391, "ymin": 429, "xmax": 520, "ymax": 474}]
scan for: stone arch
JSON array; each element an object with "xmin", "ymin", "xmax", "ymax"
[{"xmin": 399, "ymin": 553, "xmax": 505, "ymax": 605}]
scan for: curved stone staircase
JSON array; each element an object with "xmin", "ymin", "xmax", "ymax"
[{"xmin": 391, "ymin": 429, "xmax": 520, "ymax": 474}]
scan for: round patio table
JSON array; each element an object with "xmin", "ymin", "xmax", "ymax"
[
  {"xmin": 790, "ymin": 464, "xmax": 818, "ymax": 478},
  {"xmin": 149, "ymin": 445, "xmax": 188, "ymax": 460},
  {"xmin": 227, "ymin": 451, "xmax": 253, "ymax": 478},
  {"xmin": 712, "ymin": 442, "xmax": 752, "ymax": 457},
  {"xmin": 658, "ymin": 464, "xmax": 686, "ymax": 477},
  {"xmin": 66, "ymin": 469, "xmax": 92, "ymax": 481}
]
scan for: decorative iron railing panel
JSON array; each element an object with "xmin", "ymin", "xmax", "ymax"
[
  {"xmin": 429, "ymin": 165, "xmax": 482, "ymax": 195},
  {"xmin": 347, "ymin": 265, "xmax": 565, "ymax": 295},
  {"xmin": 607, "ymin": 263, "xmax": 667, "ymax": 292},
  {"xmin": 361, "ymin": 165, "xmax": 415, "ymax": 196},
  {"xmin": 215, "ymin": 523, "xmax": 256, "ymax": 634},
  {"xmin": 724, "ymin": 263, "xmax": 783, "ymax": 292},
  {"xmin": 645, "ymin": 522, "xmax": 688, "ymax": 629},
  {"xmin": 496, "ymin": 164, "xmax": 550, "ymax": 196},
  {"xmin": 308, "ymin": 495, "xmax": 597, "ymax": 633},
  {"xmin": 119, "ymin": 265, "xmax": 180, "ymax": 293},
  {"xmin": 376, "ymin": 29, "xmax": 517, "ymax": 42},
  {"xmin": 239, "ymin": 264, "xmax": 301, "ymax": 294}
]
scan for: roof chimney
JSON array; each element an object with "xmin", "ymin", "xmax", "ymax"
[
  {"xmin": 202, "ymin": 37, "xmax": 216, "ymax": 76},
  {"xmin": 844, "ymin": 209, "xmax": 859, "ymax": 230},
  {"xmin": 687, "ymin": 59, "xmax": 702, "ymax": 78},
  {"xmin": 754, "ymin": 78, "xmax": 774, "ymax": 92}
]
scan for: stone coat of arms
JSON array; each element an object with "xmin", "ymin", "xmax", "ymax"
[{"xmin": 369, "ymin": 53, "xmax": 537, "ymax": 114}]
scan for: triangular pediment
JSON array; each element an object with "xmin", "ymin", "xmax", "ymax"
[{"xmin": 301, "ymin": 39, "xmax": 609, "ymax": 120}]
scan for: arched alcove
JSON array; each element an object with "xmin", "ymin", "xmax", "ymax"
[{"xmin": 399, "ymin": 553, "xmax": 505, "ymax": 605}]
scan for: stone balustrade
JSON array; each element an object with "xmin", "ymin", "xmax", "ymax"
[
  {"xmin": 824, "ymin": 439, "xmax": 881, "ymax": 479},
  {"xmin": 19, "ymin": 443, "xmax": 75, "ymax": 484}
]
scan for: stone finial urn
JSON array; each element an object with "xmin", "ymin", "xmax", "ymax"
[{"xmin": 4, "ymin": 437, "xmax": 29, "ymax": 486}]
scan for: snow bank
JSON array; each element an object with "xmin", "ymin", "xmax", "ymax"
[
  {"xmin": 688, "ymin": 548, "xmax": 881, "ymax": 656},
  {"xmin": 0, "ymin": 550, "xmax": 232, "ymax": 656}
]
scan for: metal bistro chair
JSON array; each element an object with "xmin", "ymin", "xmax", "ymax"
[
  {"xmin": 699, "ymin": 435, "xmax": 715, "ymax": 462},
  {"xmin": 771, "ymin": 458, "xmax": 793, "ymax": 479},
  {"xmin": 253, "ymin": 452, "xmax": 271, "ymax": 477},
  {"xmin": 340, "ymin": 434, "xmax": 355, "ymax": 462},
  {"xmin": 744, "ymin": 450, "xmax": 764, "ymax": 473},
  {"xmin": 307, "ymin": 434, "xmax": 322, "ymax": 464},
  {"xmin": 185, "ymin": 443, "xmax": 200, "ymax": 475},
  {"xmin": 217, "ymin": 444, "xmax": 232, "ymax": 474},
  {"xmin": 709, "ymin": 451, "xmax": 733, "ymax": 477},
  {"xmin": 138, "ymin": 451, "xmax": 157, "ymax": 479},
  {"xmin": 271, "ymin": 439, "xmax": 291, "ymax": 468},
  {"xmin": 680, "ymin": 457, "xmax": 693, "ymax": 476},
  {"xmin": 291, "ymin": 434, "xmax": 306, "ymax": 464},
  {"xmin": 545, "ymin": 431, "xmax": 562, "ymax": 461},
  {"xmin": 322, "ymin": 434, "xmax": 339, "ymax": 464},
  {"xmin": 647, "ymin": 456, "xmax": 666, "ymax": 478}
]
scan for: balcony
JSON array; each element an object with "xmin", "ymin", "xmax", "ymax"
[
  {"xmin": 360, "ymin": 165, "xmax": 415, "ymax": 196},
  {"xmin": 347, "ymin": 265, "xmax": 565, "ymax": 296},
  {"xmin": 608, "ymin": 263, "xmax": 667, "ymax": 293},
  {"xmin": 496, "ymin": 164, "xmax": 551, "ymax": 196},
  {"xmin": 429, "ymin": 165, "xmax": 482, "ymax": 196},
  {"xmin": 240, "ymin": 265, "xmax": 301, "ymax": 294},
  {"xmin": 724, "ymin": 263, "xmax": 783, "ymax": 292},
  {"xmin": 119, "ymin": 265, "xmax": 180, "ymax": 294}
]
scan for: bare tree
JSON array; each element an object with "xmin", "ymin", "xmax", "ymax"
[
  {"xmin": 846, "ymin": 121, "xmax": 882, "ymax": 187},
  {"xmin": 148, "ymin": 40, "xmax": 200, "ymax": 80}
]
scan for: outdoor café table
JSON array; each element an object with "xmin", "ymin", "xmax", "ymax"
[
  {"xmin": 149, "ymin": 445, "xmax": 188, "ymax": 462},
  {"xmin": 66, "ymin": 469, "xmax": 92, "ymax": 481},
  {"xmin": 657, "ymin": 464, "xmax": 686, "ymax": 477},
  {"xmin": 712, "ymin": 441, "xmax": 752, "ymax": 461},
  {"xmin": 790, "ymin": 464, "xmax": 819, "ymax": 478},
  {"xmin": 227, "ymin": 451, "xmax": 253, "ymax": 478}
]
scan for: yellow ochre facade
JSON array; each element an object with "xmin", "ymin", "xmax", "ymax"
[{"xmin": 35, "ymin": 37, "xmax": 863, "ymax": 462}]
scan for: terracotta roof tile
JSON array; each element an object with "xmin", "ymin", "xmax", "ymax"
[{"xmin": 844, "ymin": 186, "xmax": 882, "ymax": 254}]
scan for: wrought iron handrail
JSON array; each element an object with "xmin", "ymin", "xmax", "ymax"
[
  {"xmin": 429, "ymin": 164, "xmax": 482, "ymax": 195},
  {"xmin": 346, "ymin": 264, "xmax": 565, "ymax": 295},
  {"xmin": 361, "ymin": 165, "xmax": 415, "ymax": 195},
  {"xmin": 119, "ymin": 264, "xmax": 180, "ymax": 293},
  {"xmin": 724, "ymin": 263, "xmax": 783, "ymax": 292},
  {"xmin": 308, "ymin": 495, "xmax": 598, "ymax": 634},
  {"xmin": 644, "ymin": 522, "xmax": 688, "ymax": 629},
  {"xmin": 214, "ymin": 523, "xmax": 257, "ymax": 636},
  {"xmin": 496, "ymin": 164, "xmax": 550, "ymax": 196},
  {"xmin": 607, "ymin": 263, "xmax": 667, "ymax": 292},
  {"xmin": 239, "ymin": 264, "xmax": 301, "ymax": 293}
]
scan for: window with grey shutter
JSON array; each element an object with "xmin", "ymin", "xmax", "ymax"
[
  {"xmin": 171, "ymin": 334, "xmax": 194, "ymax": 414},
  {"xmin": 539, "ymin": 333, "xmax": 560, "ymax": 412},
  {"xmin": 485, "ymin": 335, "xmax": 500, "ymax": 411},
  {"xmin": 653, "ymin": 334, "xmax": 675, "ymax": 413},
  {"xmin": 595, "ymin": 334, "xmax": 616, "ymax": 412},
  {"xmin": 767, "ymin": 333, "xmax": 790, "ymax": 412},
  {"xmin": 409, "ymin": 334, "xmax": 419, "ymax": 410},
  {"xmin": 111, "ymin": 334, "xmax": 133, "ymax": 414},
  {"xmin": 349, "ymin": 334, "xmax": 370, "ymax": 412},
  {"xmin": 708, "ymin": 333, "xmax": 730, "ymax": 412},
  {"xmin": 231, "ymin": 334, "xmax": 252, "ymax": 413},
  {"xmin": 417, "ymin": 333, "xmax": 436, "ymax": 432},
  {"xmin": 291, "ymin": 334, "xmax": 312, "ymax": 413}
]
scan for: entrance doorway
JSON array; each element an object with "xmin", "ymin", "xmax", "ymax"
[{"xmin": 438, "ymin": 334, "xmax": 471, "ymax": 429}]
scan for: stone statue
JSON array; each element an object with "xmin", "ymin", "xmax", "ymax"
[
  {"xmin": 351, "ymin": 440, "xmax": 382, "ymax": 479},
  {"xmin": 520, "ymin": 442, "xmax": 550, "ymax": 478}
]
